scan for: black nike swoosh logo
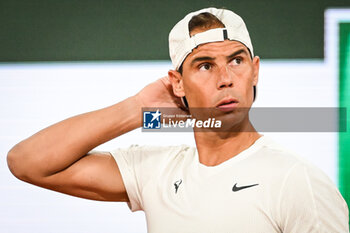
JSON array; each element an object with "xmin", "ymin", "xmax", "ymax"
[{"xmin": 232, "ymin": 183, "xmax": 259, "ymax": 192}]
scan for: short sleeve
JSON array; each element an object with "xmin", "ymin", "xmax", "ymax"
[
  {"xmin": 109, "ymin": 145, "xmax": 188, "ymax": 212},
  {"xmin": 110, "ymin": 145, "xmax": 144, "ymax": 212},
  {"xmin": 278, "ymin": 162, "xmax": 349, "ymax": 233}
]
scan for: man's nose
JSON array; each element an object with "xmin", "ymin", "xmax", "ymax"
[{"xmin": 217, "ymin": 66, "xmax": 233, "ymax": 89}]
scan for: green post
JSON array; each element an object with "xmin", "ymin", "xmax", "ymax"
[{"xmin": 339, "ymin": 22, "xmax": 350, "ymax": 208}]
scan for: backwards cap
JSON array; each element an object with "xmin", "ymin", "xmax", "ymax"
[{"xmin": 168, "ymin": 7, "xmax": 254, "ymax": 70}]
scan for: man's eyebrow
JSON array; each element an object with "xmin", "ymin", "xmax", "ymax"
[
  {"xmin": 227, "ymin": 49, "xmax": 248, "ymax": 59},
  {"xmin": 190, "ymin": 56, "xmax": 215, "ymax": 66},
  {"xmin": 190, "ymin": 49, "xmax": 249, "ymax": 66}
]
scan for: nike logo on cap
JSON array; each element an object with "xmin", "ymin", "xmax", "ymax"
[{"xmin": 232, "ymin": 183, "xmax": 259, "ymax": 192}]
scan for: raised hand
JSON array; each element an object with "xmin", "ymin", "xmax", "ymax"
[{"xmin": 136, "ymin": 76, "xmax": 186, "ymax": 110}]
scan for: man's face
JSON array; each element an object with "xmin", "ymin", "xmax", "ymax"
[{"xmin": 180, "ymin": 40, "xmax": 259, "ymax": 112}]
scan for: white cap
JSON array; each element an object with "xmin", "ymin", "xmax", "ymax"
[{"xmin": 169, "ymin": 7, "xmax": 254, "ymax": 70}]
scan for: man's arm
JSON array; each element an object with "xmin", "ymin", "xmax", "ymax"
[{"xmin": 6, "ymin": 76, "xmax": 184, "ymax": 202}]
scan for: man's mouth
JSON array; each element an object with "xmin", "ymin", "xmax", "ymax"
[{"xmin": 216, "ymin": 98, "xmax": 239, "ymax": 112}]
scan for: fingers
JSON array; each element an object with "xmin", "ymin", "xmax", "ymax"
[{"xmin": 160, "ymin": 76, "xmax": 171, "ymax": 86}]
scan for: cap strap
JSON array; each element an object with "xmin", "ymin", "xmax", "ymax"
[
  {"xmin": 174, "ymin": 28, "xmax": 230, "ymax": 70},
  {"xmin": 190, "ymin": 28, "xmax": 228, "ymax": 47}
]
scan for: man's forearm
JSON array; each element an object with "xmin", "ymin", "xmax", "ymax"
[{"xmin": 7, "ymin": 95, "xmax": 142, "ymax": 179}]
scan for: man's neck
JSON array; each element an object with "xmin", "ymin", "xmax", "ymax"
[{"xmin": 194, "ymin": 121, "xmax": 261, "ymax": 167}]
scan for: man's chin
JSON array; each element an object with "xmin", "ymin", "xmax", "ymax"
[{"xmin": 214, "ymin": 111, "xmax": 248, "ymax": 132}]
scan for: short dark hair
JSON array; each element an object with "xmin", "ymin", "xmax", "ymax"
[{"xmin": 188, "ymin": 12, "xmax": 225, "ymax": 34}]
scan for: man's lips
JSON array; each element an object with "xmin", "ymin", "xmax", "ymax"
[{"xmin": 216, "ymin": 98, "xmax": 239, "ymax": 112}]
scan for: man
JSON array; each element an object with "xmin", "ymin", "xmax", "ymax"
[{"xmin": 7, "ymin": 7, "xmax": 349, "ymax": 233}]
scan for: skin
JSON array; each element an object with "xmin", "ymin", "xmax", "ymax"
[
  {"xmin": 6, "ymin": 27, "xmax": 261, "ymax": 203},
  {"xmin": 6, "ymin": 79, "xmax": 181, "ymax": 202},
  {"xmin": 168, "ymin": 28, "xmax": 261, "ymax": 166}
]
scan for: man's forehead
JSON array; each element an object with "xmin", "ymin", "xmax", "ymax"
[{"xmin": 186, "ymin": 40, "xmax": 250, "ymax": 62}]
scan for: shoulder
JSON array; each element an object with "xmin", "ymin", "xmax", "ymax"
[
  {"xmin": 109, "ymin": 144, "xmax": 194, "ymax": 166},
  {"xmin": 110, "ymin": 144, "xmax": 192, "ymax": 157},
  {"xmin": 257, "ymin": 137, "xmax": 348, "ymax": 231},
  {"xmin": 255, "ymin": 136, "xmax": 320, "ymax": 172},
  {"xmin": 266, "ymin": 143, "xmax": 349, "ymax": 232},
  {"xmin": 260, "ymin": 136, "xmax": 347, "ymax": 205},
  {"xmin": 252, "ymin": 136, "xmax": 337, "ymax": 189}
]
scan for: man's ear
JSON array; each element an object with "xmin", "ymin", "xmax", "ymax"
[
  {"xmin": 252, "ymin": 56, "xmax": 260, "ymax": 86},
  {"xmin": 168, "ymin": 70, "xmax": 185, "ymax": 97}
]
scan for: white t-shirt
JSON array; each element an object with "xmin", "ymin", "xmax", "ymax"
[{"xmin": 110, "ymin": 136, "xmax": 349, "ymax": 233}]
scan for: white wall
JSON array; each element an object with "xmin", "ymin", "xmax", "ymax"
[{"xmin": 0, "ymin": 60, "xmax": 337, "ymax": 233}]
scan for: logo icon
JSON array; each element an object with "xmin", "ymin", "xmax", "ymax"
[
  {"xmin": 143, "ymin": 110, "xmax": 161, "ymax": 129},
  {"xmin": 174, "ymin": 179, "xmax": 182, "ymax": 194},
  {"xmin": 232, "ymin": 183, "xmax": 259, "ymax": 192}
]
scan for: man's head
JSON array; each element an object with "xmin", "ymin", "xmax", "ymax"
[
  {"xmin": 168, "ymin": 8, "xmax": 254, "ymax": 70},
  {"xmin": 168, "ymin": 8, "xmax": 259, "ymax": 123}
]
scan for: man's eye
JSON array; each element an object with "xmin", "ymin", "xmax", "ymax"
[
  {"xmin": 199, "ymin": 63, "xmax": 211, "ymax": 71},
  {"xmin": 232, "ymin": 57, "xmax": 243, "ymax": 65}
]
